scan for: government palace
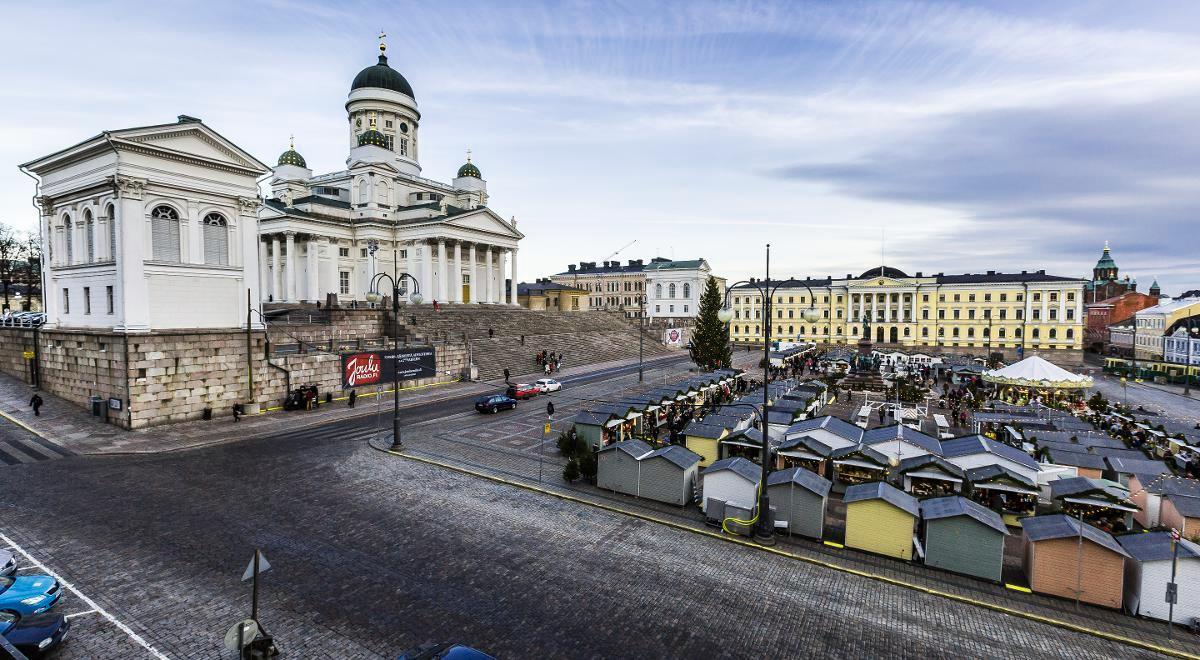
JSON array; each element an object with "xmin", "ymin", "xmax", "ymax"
[{"xmin": 730, "ymin": 266, "xmax": 1086, "ymax": 357}]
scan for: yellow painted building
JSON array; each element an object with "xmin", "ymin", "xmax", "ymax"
[
  {"xmin": 729, "ymin": 267, "xmax": 1086, "ymax": 355},
  {"xmin": 843, "ymin": 482, "xmax": 920, "ymax": 560},
  {"xmin": 517, "ymin": 280, "xmax": 589, "ymax": 312},
  {"xmin": 684, "ymin": 426, "xmax": 728, "ymax": 468}
]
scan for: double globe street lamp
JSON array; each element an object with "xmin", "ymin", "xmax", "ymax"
[
  {"xmin": 713, "ymin": 244, "xmax": 820, "ymax": 544},
  {"xmin": 365, "ymin": 272, "xmax": 422, "ymax": 450}
]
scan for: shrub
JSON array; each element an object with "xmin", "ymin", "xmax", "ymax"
[
  {"xmin": 563, "ymin": 459, "xmax": 580, "ymax": 482},
  {"xmin": 578, "ymin": 452, "xmax": 597, "ymax": 482}
]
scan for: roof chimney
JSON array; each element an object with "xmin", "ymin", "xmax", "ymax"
[
  {"xmin": 568, "ymin": 264, "xmax": 576, "ymax": 272},
  {"xmin": 915, "ymin": 271, "xmax": 922, "ymax": 277},
  {"xmin": 1037, "ymin": 269, "xmax": 1046, "ymax": 275},
  {"xmin": 987, "ymin": 270, "xmax": 995, "ymax": 275}
]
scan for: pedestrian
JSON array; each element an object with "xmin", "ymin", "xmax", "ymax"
[
  {"xmin": 233, "ymin": 402, "xmax": 243, "ymax": 422},
  {"xmin": 545, "ymin": 362, "xmax": 551, "ymax": 376},
  {"xmin": 29, "ymin": 393, "xmax": 43, "ymax": 417},
  {"xmin": 488, "ymin": 328, "xmax": 494, "ymax": 338},
  {"xmin": 433, "ymin": 300, "xmax": 440, "ymax": 311},
  {"xmin": 520, "ymin": 334, "xmax": 525, "ymax": 345},
  {"xmin": 503, "ymin": 367, "xmax": 511, "ymax": 383},
  {"xmin": 348, "ymin": 389, "xmax": 357, "ymax": 408}
]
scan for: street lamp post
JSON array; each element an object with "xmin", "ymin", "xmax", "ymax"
[
  {"xmin": 716, "ymin": 244, "xmax": 820, "ymax": 544},
  {"xmin": 366, "ymin": 272, "xmax": 422, "ymax": 450},
  {"xmin": 639, "ymin": 294, "xmax": 645, "ymax": 383},
  {"xmin": 1181, "ymin": 323, "xmax": 1198, "ymax": 396}
]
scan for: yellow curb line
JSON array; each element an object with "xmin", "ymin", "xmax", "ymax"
[
  {"xmin": 0, "ymin": 408, "xmax": 46, "ymax": 440},
  {"xmin": 384, "ymin": 448, "xmax": 1199, "ymax": 660}
]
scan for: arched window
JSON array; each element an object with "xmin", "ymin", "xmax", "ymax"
[
  {"xmin": 63, "ymin": 214, "xmax": 74, "ymax": 264},
  {"xmin": 151, "ymin": 205, "xmax": 181, "ymax": 262},
  {"xmin": 1066, "ymin": 328, "xmax": 1074, "ymax": 340},
  {"xmin": 84, "ymin": 209, "xmax": 95, "ymax": 262},
  {"xmin": 922, "ymin": 327, "xmax": 929, "ymax": 337},
  {"xmin": 107, "ymin": 204, "xmax": 116, "ymax": 260},
  {"xmin": 203, "ymin": 213, "xmax": 229, "ymax": 265},
  {"xmin": 1049, "ymin": 328, "xmax": 1057, "ymax": 340},
  {"xmin": 1032, "ymin": 328, "xmax": 1040, "ymax": 339},
  {"xmin": 669, "ymin": 283, "xmax": 676, "ymax": 298},
  {"xmin": 904, "ymin": 327, "xmax": 911, "ymax": 337},
  {"xmin": 998, "ymin": 328, "xmax": 1006, "ymax": 339},
  {"xmin": 655, "ymin": 283, "xmax": 662, "ymax": 298},
  {"xmin": 683, "ymin": 283, "xmax": 690, "ymax": 298},
  {"xmin": 1015, "ymin": 328, "xmax": 1023, "ymax": 338},
  {"xmin": 953, "ymin": 328, "xmax": 960, "ymax": 338},
  {"xmin": 967, "ymin": 328, "xmax": 975, "ymax": 338},
  {"xmin": 788, "ymin": 325, "xmax": 794, "ymax": 335}
]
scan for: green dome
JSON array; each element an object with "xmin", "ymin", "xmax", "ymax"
[
  {"xmin": 277, "ymin": 148, "xmax": 306, "ymax": 168},
  {"xmin": 357, "ymin": 128, "xmax": 388, "ymax": 148},
  {"xmin": 457, "ymin": 161, "xmax": 481, "ymax": 179}
]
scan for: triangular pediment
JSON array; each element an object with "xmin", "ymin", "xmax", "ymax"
[
  {"xmin": 443, "ymin": 207, "xmax": 525, "ymax": 239},
  {"xmin": 114, "ymin": 122, "xmax": 267, "ymax": 172}
]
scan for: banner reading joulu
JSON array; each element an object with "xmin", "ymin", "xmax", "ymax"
[{"xmin": 342, "ymin": 347, "xmax": 438, "ymax": 388}]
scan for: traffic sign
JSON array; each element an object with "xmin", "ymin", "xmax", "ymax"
[
  {"xmin": 242, "ymin": 552, "xmax": 271, "ymax": 581},
  {"xmin": 224, "ymin": 619, "xmax": 259, "ymax": 649},
  {"xmin": 1166, "ymin": 582, "xmax": 1179, "ymax": 604},
  {"xmin": 21, "ymin": 351, "xmax": 33, "ymax": 360},
  {"xmin": 543, "ymin": 423, "xmax": 551, "ymax": 434}
]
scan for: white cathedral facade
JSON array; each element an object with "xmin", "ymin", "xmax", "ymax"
[
  {"xmin": 23, "ymin": 39, "xmax": 524, "ymax": 333},
  {"xmin": 260, "ymin": 39, "xmax": 524, "ymax": 306}
]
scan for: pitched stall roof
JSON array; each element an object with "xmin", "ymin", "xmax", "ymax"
[
  {"xmin": 1021, "ymin": 514, "xmax": 1130, "ymax": 556},
  {"xmin": 965, "ymin": 464, "xmax": 1038, "ymax": 489},
  {"xmin": 645, "ymin": 445, "xmax": 702, "ymax": 469},
  {"xmin": 894, "ymin": 455, "xmax": 966, "ymax": 479},
  {"xmin": 596, "ymin": 439, "xmax": 654, "ymax": 458},
  {"xmin": 843, "ymin": 481, "xmax": 920, "ymax": 517},
  {"xmin": 766, "ymin": 466, "xmax": 832, "ymax": 496},
  {"xmin": 920, "ymin": 496, "xmax": 1009, "ymax": 535},
  {"xmin": 777, "ymin": 434, "xmax": 834, "ymax": 457},
  {"xmin": 862, "ymin": 424, "xmax": 942, "ymax": 455},
  {"xmin": 941, "ymin": 435, "xmax": 1039, "ymax": 471},
  {"xmin": 1105, "ymin": 456, "xmax": 1171, "ymax": 476},
  {"xmin": 702, "ymin": 457, "xmax": 761, "ymax": 483},
  {"xmin": 784, "ymin": 415, "xmax": 864, "ymax": 443},
  {"xmin": 1169, "ymin": 494, "xmax": 1200, "ymax": 518},
  {"xmin": 1118, "ymin": 531, "xmax": 1200, "ymax": 562}
]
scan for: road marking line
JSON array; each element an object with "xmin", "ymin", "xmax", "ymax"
[
  {"xmin": 65, "ymin": 608, "xmax": 98, "ymax": 619},
  {"xmin": 0, "ymin": 531, "xmax": 170, "ymax": 659},
  {"xmin": 0, "ymin": 408, "xmax": 45, "ymax": 439},
  {"xmin": 382, "ymin": 448, "xmax": 1200, "ymax": 660}
]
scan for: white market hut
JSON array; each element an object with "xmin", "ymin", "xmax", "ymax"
[{"xmin": 1118, "ymin": 532, "xmax": 1200, "ymax": 624}]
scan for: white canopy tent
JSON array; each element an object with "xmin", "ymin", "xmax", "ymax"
[{"xmin": 983, "ymin": 356, "xmax": 1093, "ymax": 390}]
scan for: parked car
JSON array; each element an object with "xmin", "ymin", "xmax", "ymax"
[
  {"xmin": 0, "ymin": 575, "xmax": 61, "ymax": 617},
  {"xmin": 474, "ymin": 394, "xmax": 517, "ymax": 414},
  {"xmin": 505, "ymin": 383, "xmax": 540, "ymax": 400},
  {"xmin": 1, "ymin": 611, "xmax": 70, "ymax": 658},
  {"xmin": 534, "ymin": 378, "xmax": 562, "ymax": 393},
  {"xmin": 0, "ymin": 550, "xmax": 14, "ymax": 578},
  {"xmin": 398, "ymin": 642, "xmax": 495, "ymax": 660}
]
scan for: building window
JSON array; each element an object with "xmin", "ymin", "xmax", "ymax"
[
  {"xmin": 922, "ymin": 309, "xmax": 929, "ymax": 320},
  {"xmin": 938, "ymin": 309, "xmax": 945, "ymax": 320},
  {"xmin": 984, "ymin": 293, "xmax": 991, "ymax": 302},
  {"xmin": 669, "ymin": 283, "xmax": 676, "ymax": 298},
  {"xmin": 1049, "ymin": 309, "xmax": 1058, "ymax": 320},
  {"xmin": 1066, "ymin": 328, "xmax": 1074, "ymax": 340},
  {"xmin": 968, "ymin": 294, "xmax": 975, "ymax": 302},
  {"xmin": 63, "ymin": 214, "xmax": 74, "ymax": 264},
  {"xmin": 106, "ymin": 286, "xmax": 114, "ymax": 314},
  {"xmin": 953, "ymin": 310, "xmax": 960, "ymax": 320},
  {"xmin": 84, "ymin": 210, "xmax": 95, "ymax": 262},
  {"xmin": 1067, "ymin": 292, "xmax": 1075, "ymax": 301},
  {"xmin": 107, "ymin": 204, "xmax": 116, "ymax": 259},
  {"xmin": 399, "ymin": 249, "xmax": 408, "ymax": 259},
  {"xmin": 62, "ymin": 288, "xmax": 69, "ymax": 314},
  {"xmin": 683, "ymin": 305, "xmax": 689, "ymax": 313},
  {"xmin": 953, "ymin": 294, "xmax": 960, "ymax": 302},
  {"xmin": 361, "ymin": 248, "xmax": 368, "ymax": 257},
  {"xmin": 1066, "ymin": 309, "xmax": 1074, "ymax": 321},
  {"xmin": 203, "ymin": 213, "xmax": 229, "ymax": 265},
  {"xmin": 1050, "ymin": 292, "xmax": 1058, "ymax": 302},
  {"xmin": 669, "ymin": 305, "xmax": 674, "ymax": 313},
  {"xmin": 967, "ymin": 327, "xmax": 974, "ymax": 338},
  {"xmin": 1000, "ymin": 293, "xmax": 1007, "ymax": 302},
  {"xmin": 1033, "ymin": 292, "xmax": 1041, "ymax": 301},
  {"xmin": 339, "ymin": 271, "xmax": 350, "ymax": 294},
  {"xmin": 339, "ymin": 247, "xmax": 349, "ymax": 257},
  {"xmin": 655, "ymin": 305, "xmax": 661, "ymax": 313},
  {"xmin": 998, "ymin": 327, "xmax": 1005, "ymax": 339},
  {"xmin": 683, "ymin": 283, "xmax": 690, "ymax": 298},
  {"xmin": 968, "ymin": 309, "xmax": 975, "ymax": 320},
  {"xmin": 400, "ymin": 138, "xmax": 409, "ymax": 157},
  {"xmin": 999, "ymin": 309, "xmax": 1007, "ymax": 320},
  {"xmin": 656, "ymin": 284, "xmax": 662, "ymax": 298},
  {"xmin": 1033, "ymin": 309, "xmax": 1041, "ymax": 321},
  {"xmin": 922, "ymin": 327, "xmax": 929, "ymax": 337},
  {"xmin": 1032, "ymin": 328, "xmax": 1040, "ymax": 339},
  {"xmin": 1049, "ymin": 328, "xmax": 1057, "ymax": 339},
  {"xmin": 151, "ymin": 205, "xmax": 181, "ymax": 262},
  {"xmin": 83, "ymin": 287, "xmax": 91, "ymax": 314},
  {"xmin": 922, "ymin": 294, "xmax": 929, "ymax": 302}
]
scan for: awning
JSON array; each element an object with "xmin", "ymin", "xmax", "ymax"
[
  {"xmin": 604, "ymin": 419, "xmax": 624, "ymax": 428},
  {"xmin": 906, "ymin": 470, "xmax": 963, "ymax": 484},
  {"xmin": 834, "ymin": 459, "xmax": 884, "ymax": 470},
  {"xmin": 779, "ymin": 450, "xmax": 822, "ymax": 461},
  {"xmin": 1063, "ymin": 496, "xmax": 1138, "ymax": 512},
  {"xmin": 974, "ymin": 483, "xmax": 1039, "ymax": 494}
]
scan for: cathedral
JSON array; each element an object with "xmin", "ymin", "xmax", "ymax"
[
  {"xmin": 259, "ymin": 37, "xmax": 524, "ymax": 306},
  {"xmin": 1084, "ymin": 242, "xmax": 1154, "ymax": 304}
]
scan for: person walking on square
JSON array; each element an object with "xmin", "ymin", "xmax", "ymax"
[
  {"xmin": 29, "ymin": 393, "xmax": 43, "ymax": 417},
  {"xmin": 233, "ymin": 402, "xmax": 243, "ymax": 422},
  {"xmin": 348, "ymin": 389, "xmax": 357, "ymax": 408}
]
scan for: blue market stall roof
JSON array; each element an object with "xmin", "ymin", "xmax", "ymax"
[
  {"xmin": 964, "ymin": 464, "xmax": 1038, "ymax": 489},
  {"xmin": 1021, "ymin": 515, "xmax": 1129, "ymax": 556},
  {"xmin": 351, "ymin": 51, "xmax": 416, "ymax": 98},
  {"xmin": 785, "ymin": 415, "xmax": 864, "ymax": 444},
  {"xmin": 843, "ymin": 481, "xmax": 920, "ymax": 517},
  {"xmin": 1119, "ymin": 531, "xmax": 1200, "ymax": 562},
  {"xmin": 766, "ymin": 466, "xmax": 832, "ymax": 496},
  {"xmin": 645, "ymin": 445, "xmax": 702, "ymax": 469},
  {"xmin": 862, "ymin": 424, "xmax": 942, "ymax": 456},
  {"xmin": 920, "ymin": 495, "xmax": 1009, "ymax": 535},
  {"xmin": 777, "ymin": 434, "xmax": 834, "ymax": 456},
  {"xmin": 1105, "ymin": 456, "xmax": 1171, "ymax": 476},
  {"xmin": 893, "ymin": 454, "xmax": 966, "ymax": 479},
  {"xmin": 1132, "ymin": 475, "xmax": 1200, "ymax": 497},
  {"xmin": 941, "ymin": 435, "xmax": 1039, "ymax": 472},
  {"xmin": 701, "ymin": 456, "xmax": 761, "ymax": 483},
  {"xmin": 596, "ymin": 439, "xmax": 653, "ymax": 458},
  {"xmin": 1048, "ymin": 476, "xmax": 1130, "ymax": 503},
  {"xmin": 1168, "ymin": 493, "xmax": 1200, "ymax": 518}
]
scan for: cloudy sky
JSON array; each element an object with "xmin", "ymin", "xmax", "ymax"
[{"xmin": 3, "ymin": 1, "xmax": 1199, "ymax": 293}]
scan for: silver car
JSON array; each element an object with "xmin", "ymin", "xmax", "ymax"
[{"xmin": 0, "ymin": 550, "xmax": 15, "ymax": 577}]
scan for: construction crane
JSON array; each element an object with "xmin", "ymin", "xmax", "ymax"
[{"xmin": 605, "ymin": 239, "xmax": 637, "ymax": 261}]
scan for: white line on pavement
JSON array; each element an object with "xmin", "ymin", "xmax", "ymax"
[
  {"xmin": 65, "ymin": 609, "xmax": 98, "ymax": 619},
  {"xmin": 0, "ymin": 531, "xmax": 170, "ymax": 659}
]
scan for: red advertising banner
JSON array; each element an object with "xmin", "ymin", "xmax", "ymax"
[{"xmin": 341, "ymin": 347, "xmax": 438, "ymax": 388}]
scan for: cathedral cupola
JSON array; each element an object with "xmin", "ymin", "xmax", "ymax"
[
  {"xmin": 276, "ymin": 135, "xmax": 307, "ymax": 168},
  {"xmin": 356, "ymin": 114, "xmax": 388, "ymax": 148},
  {"xmin": 457, "ymin": 152, "xmax": 482, "ymax": 179},
  {"xmin": 1093, "ymin": 241, "xmax": 1118, "ymax": 281},
  {"xmin": 346, "ymin": 32, "xmax": 421, "ymax": 175},
  {"xmin": 350, "ymin": 35, "xmax": 415, "ymax": 98}
]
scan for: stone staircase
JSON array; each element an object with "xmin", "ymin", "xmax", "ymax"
[
  {"xmin": 395, "ymin": 305, "xmax": 635, "ymax": 340},
  {"xmin": 469, "ymin": 330, "xmax": 675, "ymax": 382}
]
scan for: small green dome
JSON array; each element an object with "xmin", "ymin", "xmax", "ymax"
[
  {"xmin": 357, "ymin": 128, "xmax": 388, "ymax": 148},
  {"xmin": 277, "ymin": 148, "xmax": 306, "ymax": 168},
  {"xmin": 457, "ymin": 161, "xmax": 481, "ymax": 179}
]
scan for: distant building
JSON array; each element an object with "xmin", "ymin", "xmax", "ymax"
[
  {"xmin": 550, "ymin": 256, "xmax": 723, "ymax": 321},
  {"xmin": 1084, "ymin": 290, "xmax": 1159, "ymax": 352},
  {"xmin": 1163, "ymin": 313, "xmax": 1200, "ymax": 366},
  {"xmin": 1084, "ymin": 242, "xmax": 1139, "ymax": 304},
  {"xmin": 1134, "ymin": 298, "xmax": 1200, "ymax": 361},
  {"xmin": 517, "ymin": 279, "xmax": 588, "ymax": 311},
  {"xmin": 1107, "ymin": 317, "xmax": 1135, "ymax": 358},
  {"xmin": 643, "ymin": 258, "xmax": 723, "ymax": 322}
]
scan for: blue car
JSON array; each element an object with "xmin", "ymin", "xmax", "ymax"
[
  {"xmin": 0, "ymin": 575, "xmax": 61, "ymax": 617},
  {"xmin": 474, "ymin": 394, "xmax": 517, "ymax": 414},
  {"xmin": 398, "ymin": 642, "xmax": 495, "ymax": 659},
  {"xmin": 1, "ymin": 611, "xmax": 70, "ymax": 658}
]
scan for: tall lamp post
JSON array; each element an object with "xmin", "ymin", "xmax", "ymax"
[
  {"xmin": 715, "ymin": 244, "xmax": 820, "ymax": 544},
  {"xmin": 366, "ymin": 272, "xmax": 422, "ymax": 450}
]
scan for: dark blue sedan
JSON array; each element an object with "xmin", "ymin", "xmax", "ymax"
[
  {"xmin": 398, "ymin": 642, "xmax": 495, "ymax": 659},
  {"xmin": 474, "ymin": 394, "xmax": 517, "ymax": 414},
  {"xmin": 1, "ymin": 610, "xmax": 70, "ymax": 658},
  {"xmin": 0, "ymin": 575, "xmax": 61, "ymax": 617}
]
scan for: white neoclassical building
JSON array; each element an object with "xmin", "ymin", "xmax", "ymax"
[
  {"xmin": 259, "ymin": 38, "xmax": 524, "ymax": 306},
  {"xmin": 644, "ymin": 258, "xmax": 722, "ymax": 321},
  {"xmin": 21, "ymin": 116, "xmax": 268, "ymax": 331}
]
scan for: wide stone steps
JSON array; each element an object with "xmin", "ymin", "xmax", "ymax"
[{"xmin": 470, "ymin": 330, "xmax": 675, "ymax": 382}]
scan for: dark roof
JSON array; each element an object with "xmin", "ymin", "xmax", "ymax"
[
  {"xmin": 645, "ymin": 445, "xmax": 702, "ymax": 469},
  {"xmin": 1046, "ymin": 449, "xmax": 1106, "ymax": 470},
  {"xmin": 830, "ymin": 444, "xmax": 890, "ymax": 466},
  {"xmin": 1168, "ymin": 494, "xmax": 1200, "ymax": 518},
  {"xmin": 859, "ymin": 266, "xmax": 908, "ymax": 279},
  {"xmin": 596, "ymin": 439, "xmax": 653, "ymax": 458},
  {"xmin": 702, "ymin": 457, "xmax": 760, "ymax": 483},
  {"xmin": 555, "ymin": 261, "xmax": 646, "ymax": 275},
  {"xmin": 766, "ymin": 466, "xmax": 832, "ymax": 496},
  {"xmin": 1105, "ymin": 456, "xmax": 1171, "ymax": 476},
  {"xmin": 862, "ymin": 424, "xmax": 942, "ymax": 455},
  {"xmin": 572, "ymin": 410, "xmax": 615, "ymax": 426},
  {"xmin": 941, "ymin": 435, "xmax": 1038, "ymax": 471},
  {"xmin": 1032, "ymin": 431, "xmax": 1126, "ymax": 449},
  {"xmin": 1118, "ymin": 531, "xmax": 1200, "ymax": 562},
  {"xmin": 683, "ymin": 421, "xmax": 729, "ymax": 439},
  {"xmin": 730, "ymin": 276, "xmax": 834, "ymax": 289},
  {"xmin": 357, "ymin": 128, "xmax": 388, "ymax": 148},
  {"xmin": 276, "ymin": 148, "xmax": 306, "ymax": 168},
  {"xmin": 1160, "ymin": 477, "xmax": 1200, "ymax": 498},
  {"xmin": 936, "ymin": 271, "xmax": 1083, "ymax": 284},
  {"xmin": 785, "ymin": 416, "xmax": 863, "ymax": 443},
  {"xmin": 1049, "ymin": 477, "xmax": 1130, "ymax": 503},
  {"xmin": 964, "ymin": 464, "xmax": 1037, "ymax": 488},
  {"xmin": 921, "ymin": 496, "xmax": 1009, "ymax": 535},
  {"xmin": 894, "ymin": 455, "xmax": 965, "ymax": 478},
  {"xmin": 844, "ymin": 481, "xmax": 920, "ymax": 517},
  {"xmin": 457, "ymin": 160, "xmax": 482, "ymax": 179},
  {"xmin": 1021, "ymin": 515, "xmax": 1129, "ymax": 556},
  {"xmin": 350, "ymin": 53, "xmax": 415, "ymax": 98},
  {"xmin": 292, "ymin": 195, "xmax": 352, "ymax": 209},
  {"xmin": 777, "ymin": 434, "xmax": 834, "ymax": 457}
]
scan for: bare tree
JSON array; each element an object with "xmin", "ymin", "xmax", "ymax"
[
  {"xmin": 22, "ymin": 230, "xmax": 41, "ymax": 310},
  {"xmin": 0, "ymin": 222, "xmax": 18, "ymax": 308}
]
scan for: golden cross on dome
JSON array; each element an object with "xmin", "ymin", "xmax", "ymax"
[
  {"xmin": 466, "ymin": 148, "xmax": 472, "ymax": 162},
  {"xmin": 378, "ymin": 30, "xmax": 387, "ymax": 54},
  {"xmin": 289, "ymin": 134, "xmax": 295, "ymax": 149}
]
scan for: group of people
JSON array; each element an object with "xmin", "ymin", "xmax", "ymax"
[
  {"xmin": 284, "ymin": 385, "xmax": 322, "ymax": 411},
  {"xmin": 536, "ymin": 350, "xmax": 563, "ymax": 375}
]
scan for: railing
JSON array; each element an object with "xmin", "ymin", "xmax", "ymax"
[{"xmin": 0, "ymin": 315, "xmax": 45, "ymax": 328}]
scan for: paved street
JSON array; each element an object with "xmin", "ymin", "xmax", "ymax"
[{"xmin": 0, "ymin": 429, "xmax": 1174, "ymax": 659}]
